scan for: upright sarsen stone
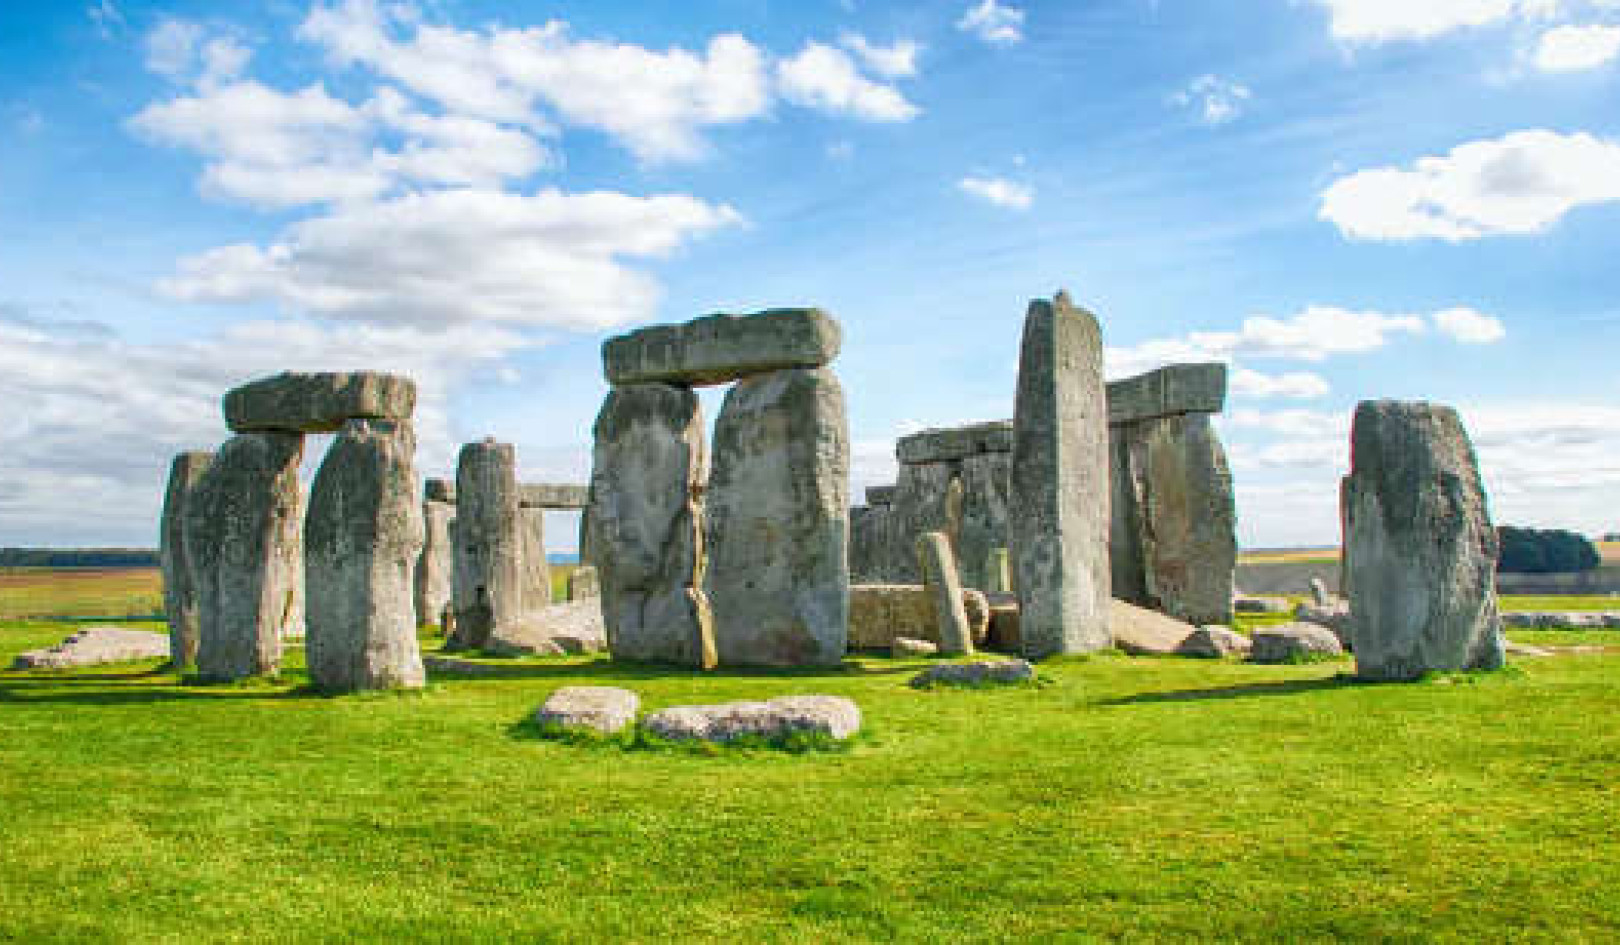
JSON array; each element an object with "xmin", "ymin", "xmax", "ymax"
[
  {"xmin": 160, "ymin": 451, "xmax": 213, "ymax": 669},
  {"xmin": 588, "ymin": 384, "xmax": 714, "ymax": 667},
  {"xmin": 414, "ymin": 493, "xmax": 454, "ymax": 627},
  {"xmin": 1009, "ymin": 293, "xmax": 1111, "ymax": 658},
  {"xmin": 706, "ymin": 367, "xmax": 849, "ymax": 666},
  {"xmin": 519, "ymin": 506, "xmax": 553, "ymax": 612},
  {"xmin": 305, "ymin": 418, "xmax": 425, "ymax": 691},
  {"xmin": 186, "ymin": 432, "xmax": 304, "ymax": 681},
  {"xmin": 1342, "ymin": 400, "xmax": 1505, "ymax": 680},
  {"xmin": 450, "ymin": 438, "xmax": 524, "ymax": 650}
]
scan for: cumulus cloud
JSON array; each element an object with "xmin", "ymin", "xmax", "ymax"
[
  {"xmin": 1309, "ymin": 0, "xmax": 1544, "ymax": 43},
  {"xmin": 1535, "ymin": 24, "xmax": 1620, "ymax": 70},
  {"xmin": 957, "ymin": 0, "xmax": 1025, "ymax": 45},
  {"xmin": 1319, "ymin": 129, "xmax": 1620, "ymax": 241},
  {"xmin": 159, "ymin": 188, "xmax": 743, "ymax": 328},
  {"xmin": 1433, "ymin": 306, "xmax": 1507, "ymax": 343},
  {"xmin": 1171, "ymin": 75, "xmax": 1251, "ymax": 125},
  {"xmin": 777, "ymin": 43, "xmax": 920, "ymax": 121},
  {"xmin": 1105, "ymin": 305, "xmax": 1435, "ymax": 378},
  {"xmin": 144, "ymin": 18, "xmax": 252, "ymax": 88},
  {"xmin": 1230, "ymin": 368, "xmax": 1332, "ymax": 399},
  {"xmin": 957, "ymin": 175, "xmax": 1033, "ymax": 209},
  {"xmin": 839, "ymin": 33, "xmax": 921, "ymax": 78}
]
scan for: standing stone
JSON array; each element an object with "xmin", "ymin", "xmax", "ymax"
[
  {"xmin": 1009, "ymin": 292, "xmax": 1111, "ymax": 658},
  {"xmin": 588, "ymin": 384, "xmax": 714, "ymax": 667},
  {"xmin": 450, "ymin": 439, "xmax": 523, "ymax": 651},
  {"xmin": 706, "ymin": 367, "xmax": 849, "ymax": 667},
  {"xmin": 889, "ymin": 461, "xmax": 957, "ymax": 584},
  {"xmin": 956, "ymin": 450, "xmax": 1012, "ymax": 591},
  {"xmin": 917, "ymin": 531, "xmax": 974, "ymax": 656},
  {"xmin": 849, "ymin": 503, "xmax": 897, "ymax": 584},
  {"xmin": 1342, "ymin": 401, "xmax": 1505, "ymax": 680},
  {"xmin": 186, "ymin": 432, "xmax": 304, "ymax": 682},
  {"xmin": 305, "ymin": 418, "xmax": 426, "ymax": 691},
  {"xmin": 160, "ymin": 451, "xmax": 213, "ymax": 669},
  {"xmin": 415, "ymin": 494, "xmax": 455, "ymax": 627},
  {"xmin": 519, "ymin": 506, "xmax": 553, "ymax": 612}
]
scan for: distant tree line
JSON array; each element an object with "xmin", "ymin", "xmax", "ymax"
[
  {"xmin": 0, "ymin": 548, "xmax": 159, "ymax": 568},
  {"xmin": 1496, "ymin": 528, "xmax": 1601, "ymax": 574}
]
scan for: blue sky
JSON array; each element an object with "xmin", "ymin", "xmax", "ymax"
[{"xmin": 2, "ymin": 0, "xmax": 1618, "ymax": 549}]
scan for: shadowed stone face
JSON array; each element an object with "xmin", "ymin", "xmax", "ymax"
[
  {"xmin": 160, "ymin": 450, "xmax": 213, "ymax": 668},
  {"xmin": 414, "ymin": 499, "xmax": 454, "ymax": 627},
  {"xmin": 450, "ymin": 439, "xmax": 523, "ymax": 651}
]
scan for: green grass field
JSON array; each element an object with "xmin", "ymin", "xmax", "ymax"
[{"xmin": 3, "ymin": 568, "xmax": 1620, "ymax": 941}]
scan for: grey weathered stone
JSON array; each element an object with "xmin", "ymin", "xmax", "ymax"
[
  {"xmin": 224, "ymin": 371, "xmax": 415, "ymax": 434},
  {"xmin": 603, "ymin": 308, "xmax": 841, "ymax": 387},
  {"xmin": 642, "ymin": 696, "xmax": 861, "ymax": 742},
  {"xmin": 847, "ymin": 584, "xmax": 989, "ymax": 650},
  {"xmin": 986, "ymin": 547, "xmax": 1013, "ymax": 595},
  {"xmin": 424, "ymin": 477, "xmax": 456, "ymax": 503},
  {"xmin": 866, "ymin": 485, "xmax": 895, "ymax": 506},
  {"xmin": 917, "ymin": 531, "xmax": 974, "ymax": 656},
  {"xmin": 160, "ymin": 450, "xmax": 212, "ymax": 668},
  {"xmin": 1177, "ymin": 625, "xmax": 1252, "ymax": 659},
  {"xmin": 891, "ymin": 637, "xmax": 939, "ymax": 658},
  {"xmin": 519, "ymin": 483, "xmax": 590, "ymax": 509},
  {"xmin": 535, "ymin": 686, "xmax": 639, "ymax": 735},
  {"xmin": 567, "ymin": 565, "xmax": 599, "ymax": 602},
  {"xmin": 887, "ymin": 460, "xmax": 957, "ymax": 584},
  {"xmin": 1250, "ymin": 623, "xmax": 1345, "ymax": 663},
  {"xmin": 909, "ymin": 659, "xmax": 1035, "ymax": 688},
  {"xmin": 1109, "ymin": 412, "xmax": 1236, "ymax": 625},
  {"xmin": 1342, "ymin": 401, "xmax": 1505, "ymax": 680},
  {"xmin": 849, "ymin": 504, "xmax": 897, "ymax": 584},
  {"xmin": 305, "ymin": 418, "xmax": 426, "ymax": 692},
  {"xmin": 589, "ymin": 384, "xmax": 715, "ymax": 667},
  {"xmin": 187, "ymin": 432, "xmax": 304, "ymax": 682},
  {"xmin": 1233, "ymin": 596, "xmax": 1293, "ymax": 614},
  {"xmin": 706, "ymin": 367, "xmax": 849, "ymax": 667},
  {"xmin": 414, "ymin": 498, "xmax": 454, "ymax": 627},
  {"xmin": 1010, "ymin": 293, "xmax": 1111, "ymax": 659},
  {"xmin": 519, "ymin": 506, "xmax": 553, "ymax": 613},
  {"xmin": 1106, "ymin": 363, "xmax": 1226, "ymax": 425},
  {"xmin": 1309, "ymin": 577, "xmax": 1332, "ymax": 608},
  {"xmin": 11, "ymin": 627, "xmax": 170, "ymax": 670},
  {"xmin": 1295, "ymin": 601, "xmax": 1352, "ymax": 646},
  {"xmin": 482, "ymin": 599, "xmax": 608, "ymax": 657},
  {"xmin": 896, "ymin": 420, "xmax": 1014, "ymax": 465},
  {"xmin": 1110, "ymin": 599, "xmax": 1199, "ymax": 655},
  {"xmin": 449, "ymin": 438, "xmax": 524, "ymax": 651},
  {"xmin": 956, "ymin": 451, "xmax": 1012, "ymax": 591}
]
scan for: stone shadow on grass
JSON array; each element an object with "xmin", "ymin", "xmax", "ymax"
[
  {"xmin": 1097, "ymin": 674, "xmax": 1362, "ymax": 706},
  {"xmin": 425, "ymin": 655, "xmax": 917, "ymax": 682}
]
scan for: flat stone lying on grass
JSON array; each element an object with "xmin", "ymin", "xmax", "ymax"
[
  {"xmin": 642, "ymin": 696, "xmax": 861, "ymax": 743},
  {"xmin": 1502, "ymin": 612, "xmax": 1620, "ymax": 629},
  {"xmin": 535, "ymin": 686, "xmax": 639, "ymax": 735},
  {"xmin": 1177, "ymin": 626, "xmax": 1252, "ymax": 659},
  {"xmin": 480, "ymin": 599, "xmax": 608, "ymax": 657},
  {"xmin": 1110, "ymin": 599, "xmax": 1200, "ymax": 656},
  {"xmin": 1233, "ymin": 596, "xmax": 1293, "ymax": 615},
  {"xmin": 1250, "ymin": 623, "xmax": 1344, "ymax": 664},
  {"xmin": 910, "ymin": 659, "xmax": 1035, "ymax": 688},
  {"xmin": 12, "ymin": 627, "xmax": 170, "ymax": 670},
  {"xmin": 891, "ymin": 637, "xmax": 938, "ymax": 658}
]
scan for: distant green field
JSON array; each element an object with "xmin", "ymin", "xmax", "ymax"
[{"xmin": 0, "ymin": 567, "xmax": 163, "ymax": 620}]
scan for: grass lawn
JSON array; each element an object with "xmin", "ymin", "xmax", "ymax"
[
  {"xmin": 0, "ymin": 567, "xmax": 163, "ymax": 620},
  {"xmin": 1500, "ymin": 594, "xmax": 1620, "ymax": 613},
  {"xmin": 3, "ymin": 609, "xmax": 1619, "ymax": 942}
]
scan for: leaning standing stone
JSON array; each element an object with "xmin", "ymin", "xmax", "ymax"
[
  {"xmin": 916, "ymin": 531, "xmax": 974, "ymax": 656},
  {"xmin": 186, "ymin": 432, "xmax": 304, "ymax": 682},
  {"xmin": 588, "ymin": 384, "xmax": 715, "ymax": 667},
  {"xmin": 1342, "ymin": 400, "xmax": 1505, "ymax": 680},
  {"xmin": 160, "ymin": 450, "xmax": 213, "ymax": 668},
  {"xmin": 1009, "ymin": 292, "xmax": 1112, "ymax": 658},
  {"xmin": 705, "ymin": 368, "xmax": 850, "ymax": 667},
  {"xmin": 450, "ymin": 438, "xmax": 524, "ymax": 651},
  {"xmin": 304, "ymin": 418, "xmax": 426, "ymax": 692}
]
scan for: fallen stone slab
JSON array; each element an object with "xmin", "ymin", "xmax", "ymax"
[
  {"xmin": 642, "ymin": 696, "xmax": 861, "ymax": 743},
  {"xmin": 603, "ymin": 308, "xmax": 842, "ymax": 387},
  {"xmin": 910, "ymin": 659, "xmax": 1035, "ymax": 688},
  {"xmin": 1250, "ymin": 623, "xmax": 1345, "ymax": 664},
  {"xmin": 224, "ymin": 371, "xmax": 416, "ymax": 434},
  {"xmin": 519, "ymin": 483, "xmax": 590, "ymax": 509},
  {"xmin": 535, "ymin": 686, "xmax": 639, "ymax": 735},
  {"xmin": 891, "ymin": 637, "xmax": 939, "ymax": 658},
  {"xmin": 1234, "ymin": 596, "xmax": 1293, "ymax": 615},
  {"xmin": 11, "ymin": 627, "xmax": 170, "ymax": 670},
  {"xmin": 896, "ymin": 420, "xmax": 1014, "ymax": 465},
  {"xmin": 1110, "ymin": 599, "xmax": 1200, "ymax": 656},
  {"xmin": 1177, "ymin": 626, "xmax": 1252, "ymax": 659},
  {"xmin": 481, "ymin": 599, "xmax": 609, "ymax": 657},
  {"xmin": 1106, "ymin": 362, "xmax": 1226, "ymax": 425},
  {"xmin": 1295, "ymin": 602, "xmax": 1352, "ymax": 646}
]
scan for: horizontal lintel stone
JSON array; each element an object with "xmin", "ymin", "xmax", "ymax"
[
  {"xmin": 896, "ymin": 420, "xmax": 1014, "ymax": 465},
  {"xmin": 1106, "ymin": 363, "xmax": 1226, "ymax": 425},
  {"xmin": 520, "ymin": 483, "xmax": 590, "ymax": 509},
  {"xmin": 603, "ymin": 308, "xmax": 841, "ymax": 387},
  {"xmin": 224, "ymin": 371, "xmax": 416, "ymax": 434}
]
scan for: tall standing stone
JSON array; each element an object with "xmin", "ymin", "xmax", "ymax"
[
  {"xmin": 450, "ymin": 439, "xmax": 523, "ymax": 650},
  {"xmin": 917, "ymin": 531, "xmax": 974, "ymax": 656},
  {"xmin": 956, "ymin": 450, "xmax": 1013, "ymax": 591},
  {"xmin": 1342, "ymin": 400, "xmax": 1505, "ymax": 680},
  {"xmin": 519, "ymin": 506, "xmax": 553, "ymax": 612},
  {"xmin": 889, "ymin": 461, "xmax": 956, "ymax": 584},
  {"xmin": 588, "ymin": 384, "xmax": 715, "ymax": 667},
  {"xmin": 414, "ymin": 488, "xmax": 455, "ymax": 627},
  {"xmin": 186, "ymin": 432, "xmax": 304, "ymax": 681},
  {"xmin": 706, "ymin": 367, "xmax": 849, "ymax": 667},
  {"xmin": 160, "ymin": 451, "xmax": 213, "ymax": 669},
  {"xmin": 305, "ymin": 418, "xmax": 426, "ymax": 691},
  {"xmin": 1009, "ymin": 292, "xmax": 1111, "ymax": 658}
]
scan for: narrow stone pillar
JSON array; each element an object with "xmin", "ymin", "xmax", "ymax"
[
  {"xmin": 706, "ymin": 367, "xmax": 849, "ymax": 667},
  {"xmin": 305, "ymin": 418, "xmax": 426, "ymax": 691},
  {"xmin": 1342, "ymin": 400, "xmax": 1505, "ymax": 680},
  {"xmin": 987, "ymin": 547, "xmax": 1013, "ymax": 595},
  {"xmin": 956, "ymin": 451, "xmax": 1012, "ymax": 590},
  {"xmin": 449, "ymin": 438, "xmax": 523, "ymax": 650},
  {"xmin": 160, "ymin": 451, "xmax": 213, "ymax": 669},
  {"xmin": 415, "ymin": 495, "xmax": 455, "ymax": 627},
  {"xmin": 917, "ymin": 531, "xmax": 974, "ymax": 656},
  {"xmin": 186, "ymin": 432, "xmax": 304, "ymax": 681},
  {"xmin": 1009, "ymin": 292, "xmax": 1111, "ymax": 658},
  {"xmin": 588, "ymin": 383, "xmax": 714, "ymax": 667},
  {"xmin": 890, "ymin": 461, "xmax": 956, "ymax": 584},
  {"xmin": 520, "ymin": 506, "xmax": 553, "ymax": 611}
]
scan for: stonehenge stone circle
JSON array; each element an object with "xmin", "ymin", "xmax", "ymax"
[
  {"xmin": 603, "ymin": 308, "xmax": 841, "ymax": 387},
  {"xmin": 304, "ymin": 418, "xmax": 426, "ymax": 692},
  {"xmin": 160, "ymin": 450, "xmax": 213, "ymax": 668},
  {"xmin": 520, "ymin": 483, "xmax": 590, "ymax": 509},
  {"xmin": 1010, "ymin": 292, "xmax": 1112, "ymax": 658},
  {"xmin": 916, "ymin": 531, "xmax": 974, "ymax": 656},
  {"xmin": 588, "ymin": 383, "xmax": 716, "ymax": 667},
  {"xmin": 224, "ymin": 371, "xmax": 415, "ymax": 434},
  {"xmin": 706, "ymin": 367, "xmax": 850, "ymax": 667},
  {"xmin": 519, "ymin": 506, "xmax": 553, "ymax": 612},
  {"xmin": 1341, "ymin": 400, "xmax": 1505, "ymax": 680},
  {"xmin": 449, "ymin": 438, "xmax": 525, "ymax": 651},
  {"xmin": 1105, "ymin": 362, "xmax": 1226, "ymax": 425},
  {"xmin": 414, "ymin": 482, "xmax": 455, "ymax": 627},
  {"xmin": 186, "ymin": 431, "xmax": 304, "ymax": 682}
]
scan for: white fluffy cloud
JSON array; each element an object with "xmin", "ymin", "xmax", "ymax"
[
  {"xmin": 957, "ymin": 175, "xmax": 1033, "ymax": 209},
  {"xmin": 957, "ymin": 0, "xmax": 1025, "ymax": 45},
  {"xmin": 1106, "ymin": 305, "xmax": 1437, "ymax": 378},
  {"xmin": 160, "ymin": 188, "xmax": 742, "ymax": 328},
  {"xmin": 1535, "ymin": 23, "xmax": 1620, "ymax": 69},
  {"xmin": 777, "ymin": 43, "xmax": 920, "ymax": 121},
  {"xmin": 1230, "ymin": 369, "xmax": 1332, "ymax": 399},
  {"xmin": 1171, "ymin": 75, "xmax": 1251, "ymax": 125},
  {"xmin": 839, "ymin": 33, "xmax": 921, "ymax": 78},
  {"xmin": 1320, "ymin": 129, "xmax": 1620, "ymax": 240},
  {"xmin": 1310, "ymin": 0, "xmax": 1543, "ymax": 43},
  {"xmin": 1433, "ymin": 306, "xmax": 1508, "ymax": 343}
]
